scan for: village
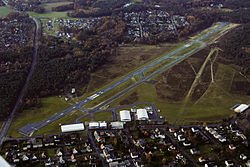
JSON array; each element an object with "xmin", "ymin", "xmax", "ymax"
[
  {"xmin": 1, "ymin": 103, "xmax": 250, "ymax": 167},
  {"xmin": 123, "ymin": 10, "xmax": 189, "ymax": 40},
  {"xmin": 0, "ymin": 13, "xmax": 34, "ymax": 51},
  {"xmin": 41, "ymin": 17, "xmax": 101, "ymax": 39}
]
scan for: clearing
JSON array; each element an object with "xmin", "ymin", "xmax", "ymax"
[{"xmin": 0, "ymin": 6, "xmax": 14, "ymax": 17}]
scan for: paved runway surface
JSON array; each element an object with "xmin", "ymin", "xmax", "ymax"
[{"xmin": 18, "ymin": 22, "xmax": 229, "ymax": 136}]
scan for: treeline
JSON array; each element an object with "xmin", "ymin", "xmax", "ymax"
[
  {"xmin": 219, "ymin": 23, "xmax": 250, "ymax": 76},
  {"xmin": 52, "ymin": 3, "xmax": 74, "ymax": 12},
  {"xmin": 0, "ymin": 47, "xmax": 33, "ymax": 120}
]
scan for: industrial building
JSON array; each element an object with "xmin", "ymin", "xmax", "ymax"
[
  {"xmin": 61, "ymin": 123, "xmax": 85, "ymax": 133},
  {"xmin": 120, "ymin": 110, "xmax": 132, "ymax": 122},
  {"xmin": 136, "ymin": 109, "xmax": 149, "ymax": 120}
]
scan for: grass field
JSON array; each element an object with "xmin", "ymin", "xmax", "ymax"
[
  {"xmin": 27, "ymin": 11, "xmax": 70, "ymax": 18},
  {"xmin": 33, "ymin": 109, "xmax": 85, "ymax": 136},
  {"xmin": 94, "ymin": 111, "xmax": 113, "ymax": 122},
  {"xmin": 41, "ymin": 2, "xmax": 73, "ymax": 12},
  {"xmin": 8, "ymin": 96, "xmax": 71, "ymax": 137},
  {"xmin": 27, "ymin": 1, "xmax": 73, "ymax": 18},
  {"xmin": 0, "ymin": 6, "xmax": 14, "ymax": 17}
]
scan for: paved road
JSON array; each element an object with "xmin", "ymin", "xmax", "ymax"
[
  {"xmin": 0, "ymin": 16, "xmax": 39, "ymax": 144},
  {"xmin": 18, "ymin": 22, "xmax": 229, "ymax": 136}
]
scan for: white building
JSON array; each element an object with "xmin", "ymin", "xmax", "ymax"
[
  {"xmin": 100, "ymin": 122, "xmax": 107, "ymax": 129},
  {"xmin": 61, "ymin": 123, "xmax": 85, "ymax": 133},
  {"xmin": 0, "ymin": 156, "xmax": 11, "ymax": 167},
  {"xmin": 233, "ymin": 104, "xmax": 249, "ymax": 113},
  {"xmin": 89, "ymin": 122, "xmax": 99, "ymax": 129},
  {"xmin": 110, "ymin": 122, "xmax": 124, "ymax": 129},
  {"xmin": 120, "ymin": 110, "xmax": 131, "ymax": 122},
  {"xmin": 136, "ymin": 109, "xmax": 149, "ymax": 120}
]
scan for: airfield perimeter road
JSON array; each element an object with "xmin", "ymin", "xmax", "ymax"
[
  {"xmin": 18, "ymin": 22, "xmax": 230, "ymax": 136},
  {"xmin": 0, "ymin": 16, "xmax": 40, "ymax": 144}
]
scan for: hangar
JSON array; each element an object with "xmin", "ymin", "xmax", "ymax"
[
  {"xmin": 61, "ymin": 123, "xmax": 85, "ymax": 133},
  {"xmin": 137, "ymin": 109, "xmax": 149, "ymax": 120},
  {"xmin": 120, "ymin": 110, "xmax": 131, "ymax": 122}
]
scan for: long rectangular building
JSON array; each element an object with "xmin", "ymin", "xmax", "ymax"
[{"xmin": 61, "ymin": 123, "xmax": 85, "ymax": 133}]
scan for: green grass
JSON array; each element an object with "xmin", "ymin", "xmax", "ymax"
[
  {"xmin": 0, "ymin": 6, "xmax": 14, "ymax": 17},
  {"xmin": 27, "ymin": 11, "xmax": 70, "ymax": 18},
  {"xmin": 41, "ymin": 2, "xmax": 73, "ymax": 12},
  {"xmin": 33, "ymin": 109, "xmax": 85, "ymax": 136},
  {"xmin": 144, "ymin": 59, "xmax": 174, "ymax": 77},
  {"xmin": 83, "ymin": 79, "xmax": 134, "ymax": 108},
  {"xmin": 8, "ymin": 96, "xmax": 71, "ymax": 137},
  {"xmin": 79, "ymin": 114, "xmax": 92, "ymax": 122},
  {"xmin": 94, "ymin": 111, "xmax": 113, "ymax": 122}
]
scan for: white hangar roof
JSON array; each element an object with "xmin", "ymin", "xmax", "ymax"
[
  {"xmin": 120, "ymin": 110, "xmax": 131, "ymax": 122},
  {"xmin": 61, "ymin": 123, "xmax": 85, "ymax": 133},
  {"xmin": 137, "ymin": 108, "xmax": 149, "ymax": 120}
]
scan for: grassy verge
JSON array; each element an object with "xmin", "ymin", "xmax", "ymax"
[
  {"xmin": 144, "ymin": 59, "xmax": 174, "ymax": 77},
  {"xmin": 79, "ymin": 114, "xmax": 92, "ymax": 123},
  {"xmin": 94, "ymin": 111, "xmax": 113, "ymax": 122},
  {"xmin": 33, "ymin": 109, "xmax": 85, "ymax": 136},
  {"xmin": 83, "ymin": 79, "xmax": 134, "ymax": 108},
  {"xmin": 8, "ymin": 96, "xmax": 71, "ymax": 137}
]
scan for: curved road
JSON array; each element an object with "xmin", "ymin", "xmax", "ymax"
[{"xmin": 0, "ymin": 12, "xmax": 40, "ymax": 145}]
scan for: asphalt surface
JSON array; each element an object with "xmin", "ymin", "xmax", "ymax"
[
  {"xmin": 18, "ymin": 22, "xmax": 230, "ymax": 136},
  {"xmin": 0, "ymin": 16, "xmax": 39, "ymax": 144}
]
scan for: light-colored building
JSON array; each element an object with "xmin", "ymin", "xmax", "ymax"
[
  {"xmin": 136, "ymin": 109, "xmax": 149, "ymax": 120},
  {"xmin": 120, "ymin": 110, "xmax": 131, "ymax": 122},
  {"xmin": 0, "ymin": 156, "xmax": 11, "ymax": 167},
  {"xmin": 100, "ymin": 122, "xmax": 107, "ymax": 129},
  {"xmin": 89, "ymin": 122, "xmax": 99, "ymax": 129},
  {"xmin": 61, "ymin": 123, "xmax": 85, "ymax": 133},
  {"xmin": 233, "ymin": 104, "xmax": 249, "ymax": 113},
  {"xmin": 110, "ymin": 122, "xmax": 124, "ymax": 129}
]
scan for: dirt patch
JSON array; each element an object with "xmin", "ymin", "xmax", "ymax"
[{"xmin": 119, "ymin": 92, "xmax": 138, "ymax": 105}]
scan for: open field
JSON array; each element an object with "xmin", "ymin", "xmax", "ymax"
[
  {"xmin": 41, "ymin": 1, "xmax": 73, "ymax": 12},
  {"xmin": 0, "ymin": 6, "xmax": 14, "ymax": 17},
  {"xmin": 8, "ymin": 96, "xmax": 71, "ymax": 137},
  {"xmin": 94, "ymin": 111, "xmax": 113, "ymax": 122},
  {"xmin": 27, "ymin": 11, "xmax": 70, "ymax": 18},
  {"xmin": 79, "ymin": 114, "xmax": 92, "ymax": 123}
]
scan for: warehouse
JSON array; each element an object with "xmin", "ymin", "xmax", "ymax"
[
  {"xmin": 232, "ymin": 104, "xmax": 249, "ymax": 113},
  {"xmin": 110, "ymin": 122, "xmax": 124, "ymax": 129},
  {"xmin": 120, "ymin": 110, "xmax": 131, "ymax": 122},
  {"xmin": 61, "ymin": 123, "xmax": 85, "ymax": 133},
  {"xmin": 137, "ymin": 109, "xmax": 149, "ymax": 120},
  {"xmin": 89, "ymin": 122, "xmax": 100, "ymax": 129}
]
